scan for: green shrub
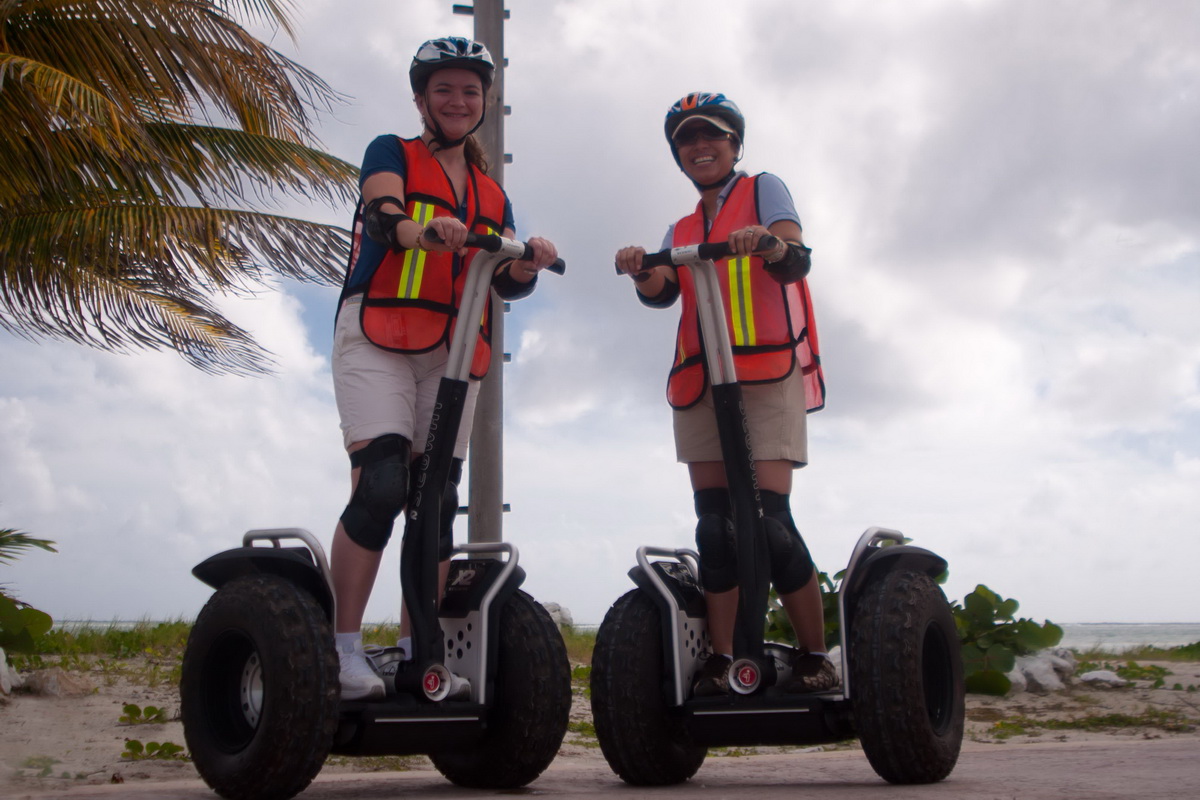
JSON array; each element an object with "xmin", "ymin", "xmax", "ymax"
[
  {"xmin": 954, "ymin": 584, "xmax": 1062, "ymax": 696},
  {"xmin": 766, "ymin": 570, "xmax": 1062, "ymax": 697},
  {"xmin": 0, "ymin": 529, "xmax": 57, "ymax": 654}
]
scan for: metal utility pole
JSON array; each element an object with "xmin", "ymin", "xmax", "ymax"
[{"xmin": 453, "ymin": 1, "xmax": 508, "ymax": 544}]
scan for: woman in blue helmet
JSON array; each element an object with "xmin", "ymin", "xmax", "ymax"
[
  {"xmin": 615, "ymin": 92, "xmax": 832, "ymax": 696},
  {"xmin": 330, "ymin": 37, "xmax": 559, "ymax": 701}
]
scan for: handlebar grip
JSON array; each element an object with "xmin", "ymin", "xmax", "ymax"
[
  {"xmin": 693, "ymin": 235, "xmax": 779, "ymax": 262},
  {"xmin": 425, "ymin": 230, "xmax": 566, "ymax": 274},
  {"xmin": 621, "ymin": 235, "xmax": 781, "ymax": 274}
]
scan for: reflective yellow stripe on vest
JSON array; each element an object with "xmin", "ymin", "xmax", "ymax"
[
  {"xmin": 397, "ymin": 202, "xmax": 437, "ymax": 298},
  {"xmin": 726, "ymin": 255, "xmax": 757, "ymax": 346}
]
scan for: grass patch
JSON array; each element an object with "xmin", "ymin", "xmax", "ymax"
[
  {"xmin": 35, "ymin": 620, "xmax": 192, "ymax": 659},
  {"xmin": 361, "ymin": 621, "xmax": 407, "ymax": 649},
  {"xmin": 568, "ymin": 719, "xmax": 597, "ymax": 738},
  {"xmin": 991, "ymin": 707, "xmax": 1196, "ymax": 738},
  {"xmin": 989, "ymin": 720, "xmax": 1037, "ymax": 740},
  {"xmin": 361, "ymin": 621, "xmax": 597, "ymax": 665},
  {"xmin": 324, "ymin": 755, "xmax": 425, "ymax": 771},
  {"xmin": 1076, "ymin": 660, "xmax": 1172, "ymax": 687},
  {"xmin": 19, "ymin": 756, "xmax": 61, "ymax": 778},
  {"xmin": 1072, "ymin": 641, "xmax": 1200, "ymax": 662},
  {"xmin": 9, "ymin": 620, "xmax": 189, "ymax": 686},
  {"xmin": 561, "ymin": 626, "xmax": 596, "ymax": 666}
]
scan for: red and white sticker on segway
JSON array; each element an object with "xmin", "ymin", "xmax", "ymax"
[{"xmin": 737, "ymin": 664, "xmax": 758, "ymax": 687}]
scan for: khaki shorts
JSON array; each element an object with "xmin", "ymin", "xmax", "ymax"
[
  {"xmin": 673, "ymin": 366, "xmax": 809, "ymax": 466},
  {"xmin": 332, "ymin": 297, "xmax": 480, "ymax": 458}
]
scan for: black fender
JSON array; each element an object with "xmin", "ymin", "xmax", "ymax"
[
  {"xmin": 841, "ymin": 545, "xmax": 947, "ymax": 639},
  {"xmin": 628, "ymin": 561, "xmax": 707, "ymax": 701},
  {"xmin": 192, "ymin": 547, "xmax": 335, "ymax": 622}
]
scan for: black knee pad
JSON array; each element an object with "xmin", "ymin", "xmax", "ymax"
[
  {"xmin": 340, "ymin": 434, "xmax": 411, "ymax": 552},
  {"xmin": 760, "ymin": 490, "xmax": 814, "ymax": 593},
  {"xmin": 694, "ymin": 489, "xmax": 737, "ymax": 593},
  {"xmin": 437, "ymin": 458, "xmax": 463, "ymax": 561}
]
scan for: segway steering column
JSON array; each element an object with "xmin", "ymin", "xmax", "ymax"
[
  {"xmin": 399, "ymin": 232, "xmax": 565, "ymax": 700},
  {"xmin": 633, "ymin": 237, "xmax": 778, "ymax": 690}
]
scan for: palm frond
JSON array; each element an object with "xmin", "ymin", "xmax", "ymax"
[
  {"xmin": 0, "ymin": 529, "xmax": 58, "ymax": 565},
  {"xmin": 1, "ymin": 0, "xmax": 356, "ymax": 373},
  {"xmin": 3, "ymin": 0, "xmax": 341, "ymax": 138}
]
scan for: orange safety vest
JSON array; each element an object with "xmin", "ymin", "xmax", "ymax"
[
  {"xmin": 347, "ymin": 136, "xmax": 507, "ymax": 379},
  {"xmin": 667, "ymin": 174, "xmax": 826, "ymax": 411}
]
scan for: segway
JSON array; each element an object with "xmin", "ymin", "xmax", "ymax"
[
  {"xmin": 180, "ymin": 233, "xmax": 571, "ymax": 800},
  {"xmin": 591, "ymin": 238, "xmax": 964, "ymax": 786}
]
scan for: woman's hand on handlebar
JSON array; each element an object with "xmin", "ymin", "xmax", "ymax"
[
  {"xmin": 421, "ymin": 217, "xmax": 470, "ymax": 254},
  {"xmin": 728, "ymin": 225, "xmax": 786, "ymax": 261},
  {"xmin": 508, "ymin": 235, "xmax": 558, "ymax": 283},
  {"xmin": 614, "ymin": 245, "xmax": 650, "ymax": 282}
]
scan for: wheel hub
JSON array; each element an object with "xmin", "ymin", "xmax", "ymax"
[{"xmin": 240, "ymin": 651, "xmax": 264, "ymax": 728}]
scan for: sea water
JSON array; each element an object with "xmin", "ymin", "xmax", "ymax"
[
  {"xmin": 58, "ymin": 620, "xmax": 1200, "ymax": 652},
  {"xmin": 1057, "ymin": 623, "xmax": 1200, "ymax": 652}
]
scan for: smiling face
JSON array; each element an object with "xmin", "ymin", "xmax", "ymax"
[
  {"xmin": 674, "ymin": 121, "xmax": 739, "ymax": 185},
  {"xmin": 415, "ymin": 67, "xmax": 484, "ymax": 141}
]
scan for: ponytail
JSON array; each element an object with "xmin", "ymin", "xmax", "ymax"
[{"xmin": 464, "ymin": 135, "xmax": 490, "ymax": 173}]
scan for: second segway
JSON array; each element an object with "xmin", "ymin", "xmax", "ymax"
[{"xmin": 591, "ymin": 238, "xmax": 964, "ymax": 786}]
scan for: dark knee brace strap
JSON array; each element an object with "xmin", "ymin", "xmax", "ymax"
[
  {"xmin": 694, "ymin": 488, "xmax": 737, "ymax": 593},
  {"xmin": 437, "ymin": 458, "xmax": 463, "ymax": 561},
  {"xmin": 760, "ymin": 490, "xmax": 814, "ymax": 593},
  {"xmin": 341, "ymin": 434, "xmax": 411, "ymax": 552},
  {"xmin": 694, "ymin": 487, "xmax": 732, "ymax": 519}
]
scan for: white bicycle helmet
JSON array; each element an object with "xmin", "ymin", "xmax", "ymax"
[{"xmin": 410, "ymin": 36, "xmax": 495, "ymax": 94}]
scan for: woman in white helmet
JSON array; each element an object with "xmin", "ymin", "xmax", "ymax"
[
  {"xmin": 615, "ymin": 92, "xmax": 833, "ymax": 697},
  {"xmin": 330, "ymin": 37, "xmax": 558, "ymax": 701}
]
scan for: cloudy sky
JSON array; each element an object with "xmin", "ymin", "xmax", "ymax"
[{"xmin": 2, "ymin": 0, "xmax": 1197, "ymax": 629}]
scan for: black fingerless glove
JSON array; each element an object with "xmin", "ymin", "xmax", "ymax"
[{"xmin": 763, "ymin": 243, "xmax": 812, "ymax": 284}]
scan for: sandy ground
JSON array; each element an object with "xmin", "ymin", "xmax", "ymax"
[{"xmin": 2, "ymin": 657, "xmax": 1198, "ymax": 795}]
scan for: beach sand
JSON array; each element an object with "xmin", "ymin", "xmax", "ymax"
[{"xmin": 2, "ymin": 656, "xmax": 1198, "ymax": 794}]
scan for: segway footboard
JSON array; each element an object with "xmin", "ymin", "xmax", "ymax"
[{"xmin": 331, "ymin": 544, "xmax": 525, "ymax": 756}]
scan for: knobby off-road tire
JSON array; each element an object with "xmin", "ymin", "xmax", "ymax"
[
  {"xmin": 849, "ymin": 568, "xmax": 964, "ymax": 784},
  {"xmin": 430, "ymin": 590, "xmax": 571, "ymax": 788},
  {"xmin": 181, "ymin": 575, "xmax": 338, "ymax": 800},
  {"xmin": 591, "ymin": 589, "xmax": 706, "ymax": 785}
]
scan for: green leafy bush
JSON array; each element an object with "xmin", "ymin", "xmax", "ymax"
[
  {"xmin": 119, "ymin": 703, "xmax": 169, "ymax": 725},
  {"xmin": 0, "ymin": 529, "xmax": 57, "ymax": 654},
  {"xmin": 764, "ymin": 570, "xmax": 841, "ymax": 650},
  {"xmin": 766, "ymin": 571, "xmax": 1062, "ymax": 697},
  {"xmin": 122, "ymin": 739, "xmax": 187, "ymax": 760},
  {"xmin": 954, "ymin": 584, "xmax": 1062, "ymax": 696}
]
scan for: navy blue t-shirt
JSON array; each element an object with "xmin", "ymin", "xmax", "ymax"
[{"xmin": 346, "ymin": 135, "xmax": 516, "ymax": 291}]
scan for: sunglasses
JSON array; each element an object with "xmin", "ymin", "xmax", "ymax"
[{"xmin": 674, "ymin": 127, "xmax": 732, "ymax": 146}]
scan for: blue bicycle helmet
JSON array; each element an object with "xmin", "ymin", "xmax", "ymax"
[{"xmin": 664, "ymin": 92, "xmax": 746, "ymax": 168}]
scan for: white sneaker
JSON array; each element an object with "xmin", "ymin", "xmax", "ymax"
[{"xmin": 338, "ymin": 647, "xmax": 385, "ymax": 701}]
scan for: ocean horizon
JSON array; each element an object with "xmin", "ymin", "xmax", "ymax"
[
  {"xmin": 1055, "ymin": 622, "xmax": 1200, "ymax": 651},
  {"xmin": 56, "ymin": 619, "xmax": 1200, "ymax": 652}
]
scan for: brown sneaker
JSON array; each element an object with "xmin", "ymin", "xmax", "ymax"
[
  {"xmin": 782, "ymin": 649, "xmax": 839, "ymax": 693},
  {"xmin": 692, "ymin": 652, "xmax": 733, "ymax": 697}
]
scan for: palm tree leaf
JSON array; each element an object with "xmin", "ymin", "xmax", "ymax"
[
  {"xmin": 0, "ymin": 530, "xmax": 59, "ymax": 565},
  {"xmin": 3, "ymin": 0, "xmax": 341, "ymax": 139},
  {"xmin": 1, "ymin": 0, "xmax": 355, "ymax": 373}
]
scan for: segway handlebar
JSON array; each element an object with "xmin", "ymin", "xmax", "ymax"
[
  {"xmin": 620, "ymin": 235, "xmax": 779, "ymax": 275},
  {"xmin": 424, "ymin": 230, "xmax": 566, "ymax": 274}
]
